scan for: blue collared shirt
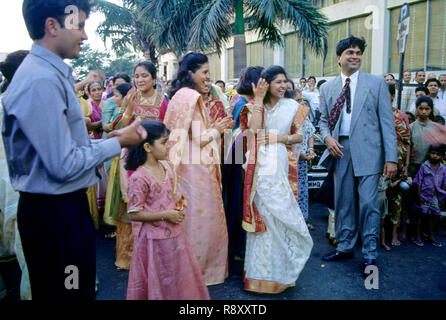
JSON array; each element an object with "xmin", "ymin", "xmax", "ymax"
[{"xmin": 1, "ymin": 44, "xmax": 121, "ymax": 194}]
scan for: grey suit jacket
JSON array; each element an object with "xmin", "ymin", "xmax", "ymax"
[{"xmin": 318, "ymin": 71, "xmax": 398, "ymax": 177}]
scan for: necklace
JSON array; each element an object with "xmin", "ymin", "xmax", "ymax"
[{"xmin": 139, "ymin": 90, "xmax": 158, "ymax": 105}]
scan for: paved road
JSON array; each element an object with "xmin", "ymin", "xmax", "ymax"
[
  {"xmin": 2, "ymin": 202, "xmax": 446, "ymax": 300},
  {"xmin": 95, "ymin": 202, "xmax": 446, "ymax": 300}
]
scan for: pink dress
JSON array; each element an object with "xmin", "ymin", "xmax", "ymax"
[{"xmin": 126, "ymin": 162, "xmax": 210, "ymax": 300}]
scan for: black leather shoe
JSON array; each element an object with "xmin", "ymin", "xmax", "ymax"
[
  {"xmin": 322, "ymin": 250, "xmax": 354, "ymax": 262},
  {"xmin": 362, "ymin": 259, "xmax": 377, "ymax": 278}
]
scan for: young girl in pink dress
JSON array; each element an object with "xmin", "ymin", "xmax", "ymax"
[{"xmin": 125, "ymin": 120, "xmax": 210, "ymax": 300}]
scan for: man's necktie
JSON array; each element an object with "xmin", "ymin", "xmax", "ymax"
[{"xmin": 328, "ymin": 78, "xmax": 351, "ymax": 132}]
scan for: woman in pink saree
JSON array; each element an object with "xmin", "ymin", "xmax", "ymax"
[{"xmin": 163, "ymin": 52, "xmax": 234, "ymax": 285}]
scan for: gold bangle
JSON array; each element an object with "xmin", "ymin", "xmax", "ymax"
[
  {"xmin": 123, "ymin": 113, "xmax": 132, "ymax": 119},
  {"xmin": 253, "ymin": 104, "xmax": 263, "ymax": 113}
]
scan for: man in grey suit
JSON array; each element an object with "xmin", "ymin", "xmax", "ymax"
[{"xmin": 318, "ymin": 36, "xmax": 398, "ymax": 277}]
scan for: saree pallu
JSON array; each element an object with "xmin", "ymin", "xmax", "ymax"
[
  {"xmin": 241, "ymin": 103, "xmax": 309, "ymax": 233},
  {"xmin": 164, "ymin": 87, "xmax": 228, "ymax": 285},
  {"xmin": 242, "ymin": 99, "xmax": 313, "ymax": 294}
]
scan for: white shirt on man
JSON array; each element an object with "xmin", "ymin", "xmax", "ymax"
[{"xmin": 339, "ymin": 70, "xmax": 359, "ymax": 136}]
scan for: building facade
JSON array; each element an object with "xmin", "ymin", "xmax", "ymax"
[{"xmin": 159, "ymin": 0, "xmax": 446, "ymax": 84}]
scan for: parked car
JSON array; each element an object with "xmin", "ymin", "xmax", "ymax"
[{"xmin": 308, "ymin": 133, "xmax": 329, "ymax": 199}]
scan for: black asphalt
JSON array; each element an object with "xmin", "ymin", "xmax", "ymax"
[{"xmin": 2, "ymin": 202, "xmax": 446, "ymax": 300}]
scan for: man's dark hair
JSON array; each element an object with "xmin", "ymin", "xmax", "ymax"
[
  {"xmin": 415, "ymin": 86, "xmax": 429, "ymax": 95},
  {"xmin": 336, "ymin": 35, "xmax": 367, "ymax": 56},
  {"xmin": 425, "ymin": 78, "xmax": 441, "ymax": 88},
  {"xmin": 22, "ymin": 0, "xmax": 94, "ymax": 40},
  {"xmin": 215, "ymin": 80, "xmax": 225, "ymax": 86},
  {"xmin": 308, "ymin": 76, "xmax": 316, "ymax": 82},
  {"xmin": 415, "ymin": 70, "xmax": 425, "ymax": 77},
  {"xmin": 317, "ymin": 79, "xmax": 327, "ymax": 89},
  {"xmin": 386, "ymin": 74, "xmax": 395, "ymax": 80},
  {"xmin": 0, "ymin": 50, "xmax": 29, "ymax": 93},
  {"xmin": 300, "ymin": 77, "xmax": 306, "ymax": 81}
]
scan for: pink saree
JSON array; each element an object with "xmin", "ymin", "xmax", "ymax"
[{"xmin": 163, "ymin": 87, "xmax": 228, "ymax": 285}]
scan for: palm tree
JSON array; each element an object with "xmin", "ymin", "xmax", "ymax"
[
  {"xmin": 140, "ymin": 0, "xmax": 328, "ymax": 78},
  {"xmin": 96, "ymin": 0, "xmax": 159, "ymax": 65}
]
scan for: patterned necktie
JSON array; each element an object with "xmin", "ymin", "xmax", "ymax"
[{"xmin": 328, "ymin": 78, "xmax": 351, "ymax": 132}]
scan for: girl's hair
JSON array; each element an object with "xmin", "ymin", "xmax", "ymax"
[
  {"xmin": 125, "ymin": 120, "xmax": 170, "ymax": 171},
  {"xmin": 0, "ymin": 50, "xmax": 29, "ymax": 93},
  {"xmin": 406, "ymin": 112, "xmax": 416, "ymax": 123},
  {"xmin": 114, "ymin": 83, "xmax": 132, "ymax": 98},
  {"xmin": 425, "ymin": 145, "xmax": 445, "ymax": 162},
  {"xmin": 169, "ymin": 52, "xmax": 208, "ymax": 99},
  {"xmin": 236, "ymin": 66, "xmax": 264, "ymax": 95},
  {"xmin": 134, "ymin": 61, "xmax": 157, "ymax": 81},
  {"xmin": 87, "ymin": 81, "xmax": 103, "ymax": 93},
  {"xmin": 415, "ymin": 96, "xmax": 435, "ymax": 121},
  {"xmin": 434, "ymin": 115, "xmax": 446, "ymax": 125},
  {"xmin": 260, "ymin": 65, "xmax": 292, "ymax": 102},
  {"xmin": 113, "ymin": 72, "xmax": 131, "ymax": 84}
]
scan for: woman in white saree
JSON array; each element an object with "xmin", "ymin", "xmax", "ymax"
[{"xmin": 242, "ymin": 66, "xmax": 313, "ymax": 294}]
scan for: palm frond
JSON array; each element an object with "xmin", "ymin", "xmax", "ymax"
[
  {"xmin": 139, "ymin": 0, "xmax": 209, "ymax": 56},
  {"xmin": 188, "ymin": 0, "xmax": 235, "ymax": 54},
  {"xmin": 246, "ymin": 0, "xmax": 328, "ymax": 54}
]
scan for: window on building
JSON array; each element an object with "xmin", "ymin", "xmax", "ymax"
[
  {"xmin": 207, "ymin": 52, "xmax": 222, "ymax": 82},
  {"xmin": 389, "ymin": 1, "xmax": 427, "ymax": 73},
  {"xmin": 285, "ymin": 33, "xmax": 302, "ymax": 78},
  {"xmin": 324, "ymin": 20, "xmax": 348, "ymax": 76},
  {"xmin": 264, "ymin": 44, "xmax": 274, "ymax": 67},
  {"xmin": 227, "ymin": 48, "xmax": 234, "ymax": 80},
  {"xmin": 427, "ymin": 0, "xmax": 446, "ymax": 70},
  {"xmin": 349, "ymin": 14, "xmax": 372, "ymax": 73},
  {"xmin": 247, "ymin": 42, "xmax": 274, "ymax": 67},
  {"xmin": 247, "ymin": 42, "xmax": 262, "ymax": 66},
  {"xmin": 322, "ymin": 0, "xmax": 347, "ymax": 7},
  {"xmin": 305, "ymin": 47, "xmax": 323, "ymax": 77}
]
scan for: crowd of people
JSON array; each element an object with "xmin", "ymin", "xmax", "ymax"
[{"xmin": 1, "ymin": 0, "xmax": 445, "ymax": 301}]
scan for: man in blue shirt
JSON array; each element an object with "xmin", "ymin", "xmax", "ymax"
[{"xmin": 2, "ymin": 0, "xmax": 147, "ymax": 299}]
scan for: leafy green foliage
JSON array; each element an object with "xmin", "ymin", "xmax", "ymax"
[
  {"xmin": 71, "ymin": 44, "xmax": 139, "ymax": 79},
  {"xmin": 96, "ymin": 0, "xmax": 158, "ymax": 64},
  {"xmin": 139, "ymin": 0, "xmax": 328, "ymax": 56}
]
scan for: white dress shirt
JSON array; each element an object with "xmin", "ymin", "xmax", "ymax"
[{"xmin": 339, "ymin": 70, "xmax": 359, "ymax": 136}]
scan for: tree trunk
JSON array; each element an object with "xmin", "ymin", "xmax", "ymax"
[{"xmin": 233, "ymin": 0, "xmax": 246, "ymax": 79}]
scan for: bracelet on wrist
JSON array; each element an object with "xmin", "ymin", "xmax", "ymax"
[
  {"xmin": 123, "ymin": 113, "xmax": 132, "ymax": 119},
  {"xmin": 253, "ymin": 104, "xmax": 263, "ymax": 113},
  {"xmin": 287, "ymin": 135, "xmax": 292, "ymax": 145}
]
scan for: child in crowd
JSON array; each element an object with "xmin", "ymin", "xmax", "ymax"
[
  {"xmin": 409, "ymin": 96, "xmax": 435, "ymax": 177},
  {"xmin": 411, "ymin": 146, "xmax": 446, "ymax": 248},
  {"xmin": 125, "ymin": 120, "xmax": 209, "ymax": 300},
  {"xmin": 401, "ymin": 97, "xmax": 436, "ymax": 241},
  {"xmin": 406, "ymin": 112, "xmax": 416, "ymax": 124},
  {"xmin": 434, "ymin": 115, "xmax": 445, "ymax": 126},
  {"xmin": 378, "ymin": 175, "xmax": 402, "ymax": 250}
]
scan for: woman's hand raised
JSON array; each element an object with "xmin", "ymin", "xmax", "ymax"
[{"xmin": 252, "ymin": 78, "xmax": 268, "ymax": 105}]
